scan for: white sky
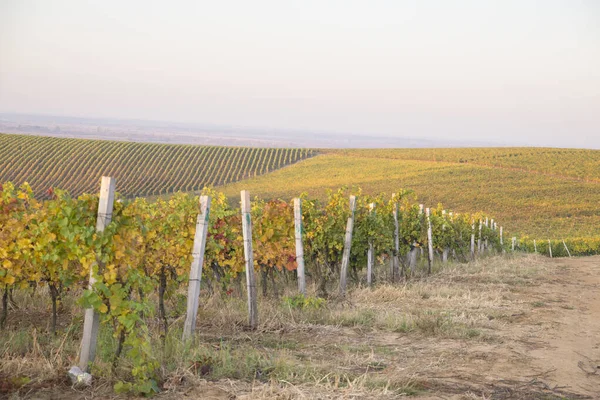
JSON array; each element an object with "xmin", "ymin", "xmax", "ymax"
[{"xmin": 0, "ymin": 0, "xmax": 599, "ymax": 148}]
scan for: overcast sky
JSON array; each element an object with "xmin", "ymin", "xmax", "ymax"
[{"xmin": 0, "ymin": 0, "xmax": 599, "ymax": 148}]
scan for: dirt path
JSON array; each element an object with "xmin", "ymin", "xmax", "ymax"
[
  {"xmin": 417, "ymin": 255, "xmax": 600, "ymax": 398},
  {"xmin": 192, "ymin": 255, "xmax": 600, "ymax": 399},
  {"xmin": 525, "ymin": 257, "xmax": 600, "ymax": 396}
]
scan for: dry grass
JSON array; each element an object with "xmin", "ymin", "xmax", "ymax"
[{"xmin": 1, "ymin": 254, "xmax": 573, "ymax": 399}]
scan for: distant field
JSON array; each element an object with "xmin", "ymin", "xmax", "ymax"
[
  {"xmin": 329, "ymin": 148, "xmax": 600, "ymax": 182},
  {"xmin": 220, "ymin": 149, "xmax": 600, "ymax": 239},
  {"xmin": 2, "ymin": 133, "xmax": 599, "ymax": 239},
  {"xmin": 0, "ymin": 133, "xmax": 316, "ymax": 198}
]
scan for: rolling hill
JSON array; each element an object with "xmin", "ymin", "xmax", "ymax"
[
  {"xmin": 0, "ymin": 133, "xmax": 316, "ymax": 199},
  {"xmin": 219, "ymin": 149, "xmax": 600, "ymax": 239},
  {"xmin": 2, "ymin": 132, "xmax": 599, "ymax": 239}
]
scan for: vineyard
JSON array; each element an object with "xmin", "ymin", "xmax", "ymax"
[
  {"xmin": 0, "ymin": 133, "xmax": 316, "ymax": 199},
  {"xmin": 0, "ymin": 178, "xmax": 510, "ymax": 396},
  {"xmin": 329, "ymin": 147, "xmax": 600, "ymax": 182},
  {"xmin": 220, "ymin": 149, "xmax": 600, "ymax": 241},
  {"xmin": 3, "ymin": 133, "xmax": 600, "ymax": 243}
]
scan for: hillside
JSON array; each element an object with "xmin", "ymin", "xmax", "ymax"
[
  {"xmin": 0, "ymin": 133, "xmax": 316, "ymax": 198},
  {"xmin": 220, "ymin": 149, "xmax": 600, "ymax": 239},
  {"xmin": 2, "ymin": 133, "xmax": 598, "ymax": 239},
  {"xmin": 329, "ymin": 148, "xmax": 600, "ymax": 182}
]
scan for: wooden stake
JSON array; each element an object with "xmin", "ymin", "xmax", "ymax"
[
  {"xmin": 182, "ymin": 195, "xmax": 211, "ymax": 340},
  {"xmin": 407, "ymin": 246, "xmax": 418, "ymax": 274},
  {"xmin": 442, "ymin": 210, "xmax": 449, "ymax": 263},
  {"xmin": 478, "ymin": 220, "xmax": 483, "ymax": 254},
  {"xmin": 367, "ymin": 203, "xmax": 375, "ymax": 286},
  {"xmin": 470, "ymin": 222, "xmax": 476, "ymax": 261},
  {"xmin": 533, "ymin": 240, "xmax": 537, "ymax": 253},
  {"xmin": 241, "ymin": 191, "xmax": 258, "ymax": 329},
  {"xmin": 548, "ymin": 239, "xmax": 553, "ymax": 258},
  {"xmin": 293, "ymin": 198, "xmax": 306, "ymax": 295},
  {"xmin": 392, "ymin": 197, "xmax": 400, "ymax": 281},
  {"xmin": 562, "ymin": 240, "xmax": 571, "ymax": 258},
  {"xmin": 426, "ymin": 208, "xmax": 434, "ymax": 274},
  {"xmin": 512, "ymin": 237, "xmax": 516, "ymax": 252},
  {"xmin": 500, "ymin": 226, "xmax": 503, "ymax": 246},
  {"xmin": 79, "ymin": 176, "xmax": 115, "ymax": 371},
  {"xmin": 339, "ymin": 196, "xmax": 357, "ymax": 296}
]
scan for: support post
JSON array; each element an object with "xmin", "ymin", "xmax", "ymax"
[
  {"xmin": 512, "ymin": 237, "xmax": 517, "ymax": 252},
  {"xmin": 478, "ymin": 219, "xmax": 483, "ymax": 254},
  {"xmin": 562, "ymin": 240, "xmax": 571, "ymax": 258},
  {"xmin": 426, "ymin": 208, "xmax": 434, "ymax": 274},
  {"xmin": 241, "ymin": 191, "xmax": 258, "ymax": 329},
  {"xmin": 79, "ymin": 176, "xmax": 115, "ymax": 371},
  {"xmin": 548, "ymin": 239, "xmax": 553, "ymax": 258},
  {"xmin": 182, "ymin": 196, "xmax": 211, "ymax": 340},
  {"xmin": 367, "ymin": 203, "xmax": 374, "ymax": 286},
  {"xmin": 534, "ymin": 240, "xmax": 537, "ymax": 253},
  {"xmin": 442, "ymin": 210, "xmax": 449, "ymax": 263},
  {"xmin": 339, "ymin": 196, "xmax": 357, "ymax": 296},
  {"xmin": 392, "ymin": 196, "xmax": 400, "ymax": 281},
  {"xmin": 470, "ymin": 221, "xmax": 476, "ymax": 261},
  {"xmin": 293, "ymin": 198, "xmax": 306, "ymax": 295}
]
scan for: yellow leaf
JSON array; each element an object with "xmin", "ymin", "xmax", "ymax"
[{"xmin": 98, "ymin": 304, "xmax": 108, "ymax": 314}]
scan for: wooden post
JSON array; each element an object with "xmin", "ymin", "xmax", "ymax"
[
  {"xmin": 182, "ymin": 195, "xmax": 211, "ymax": 341},
  {"xmin": 79, "ymin": 176, "xmax": 115, "ymax": 371},
  {"xmin": 512, "ymin": 237, "xmax": 516, "ymax": 252},
  {"xmin": 478, "ymin": 220, "xmax": 483, "ymax": 254},
  {"xmin": 484, "ymin": 218, "xmax": 489, "ymax": 251},
  {"xmin": 392, "ymin": 196, "xmax": 400, "ymax": 281},
  {"xmin": 500, "ymin": 226, "xmax": 503, "ymax": 246},
  {"xmin": 533, "ymin": 240, "xmax": 537, "ymax": 253},
  {"xmin": 426, "ymin": 208, "xmax": 434, "ymax": 274},
  {"xmin": 470, "ymin": 222, "xmax": 475, "ymax": 261},
  {"xmin": 442, "ymin": 210, "xmax": 449, "ymax": 263},
  {"xmin": 418, "ymin": 204, "xmax": 424, "ymax": 259},
  {"xmin": 562, "ymin": 240, "xmax": 572, "ymax": 258},
  {"xmin": 293, "ymin": 198, "xmax": 306, "ymax": 295},
  {"xmin": 339, "ymin": 196, "xmax": 356, "ymax": 296},
  {"xmin": 241, "ymin": 191, "xmax": 258, "ymax": 329},
  {"xmin": 548, "ymin": 239, "xmax": 553, "ymax": 258},
  {"xmin": 407, "ymin": 246, "xmax": 418, "ymax": 274},
  {"xmin": 367, "ymin": 203, "xmax": 375, "ymax": 286}
]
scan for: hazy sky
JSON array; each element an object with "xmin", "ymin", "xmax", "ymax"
[{"xmin": 1, "ymin": 0, "xmax": 599, "ymax": 148}]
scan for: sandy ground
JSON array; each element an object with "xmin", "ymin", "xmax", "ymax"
[{"xmin": 419, "ymin": 255, "xmax": 600, "ymax": 399}]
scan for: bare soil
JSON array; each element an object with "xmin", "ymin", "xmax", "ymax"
[{"xmin": 172, "ymin": 256, "xmax": 600, "ymax": 399}]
